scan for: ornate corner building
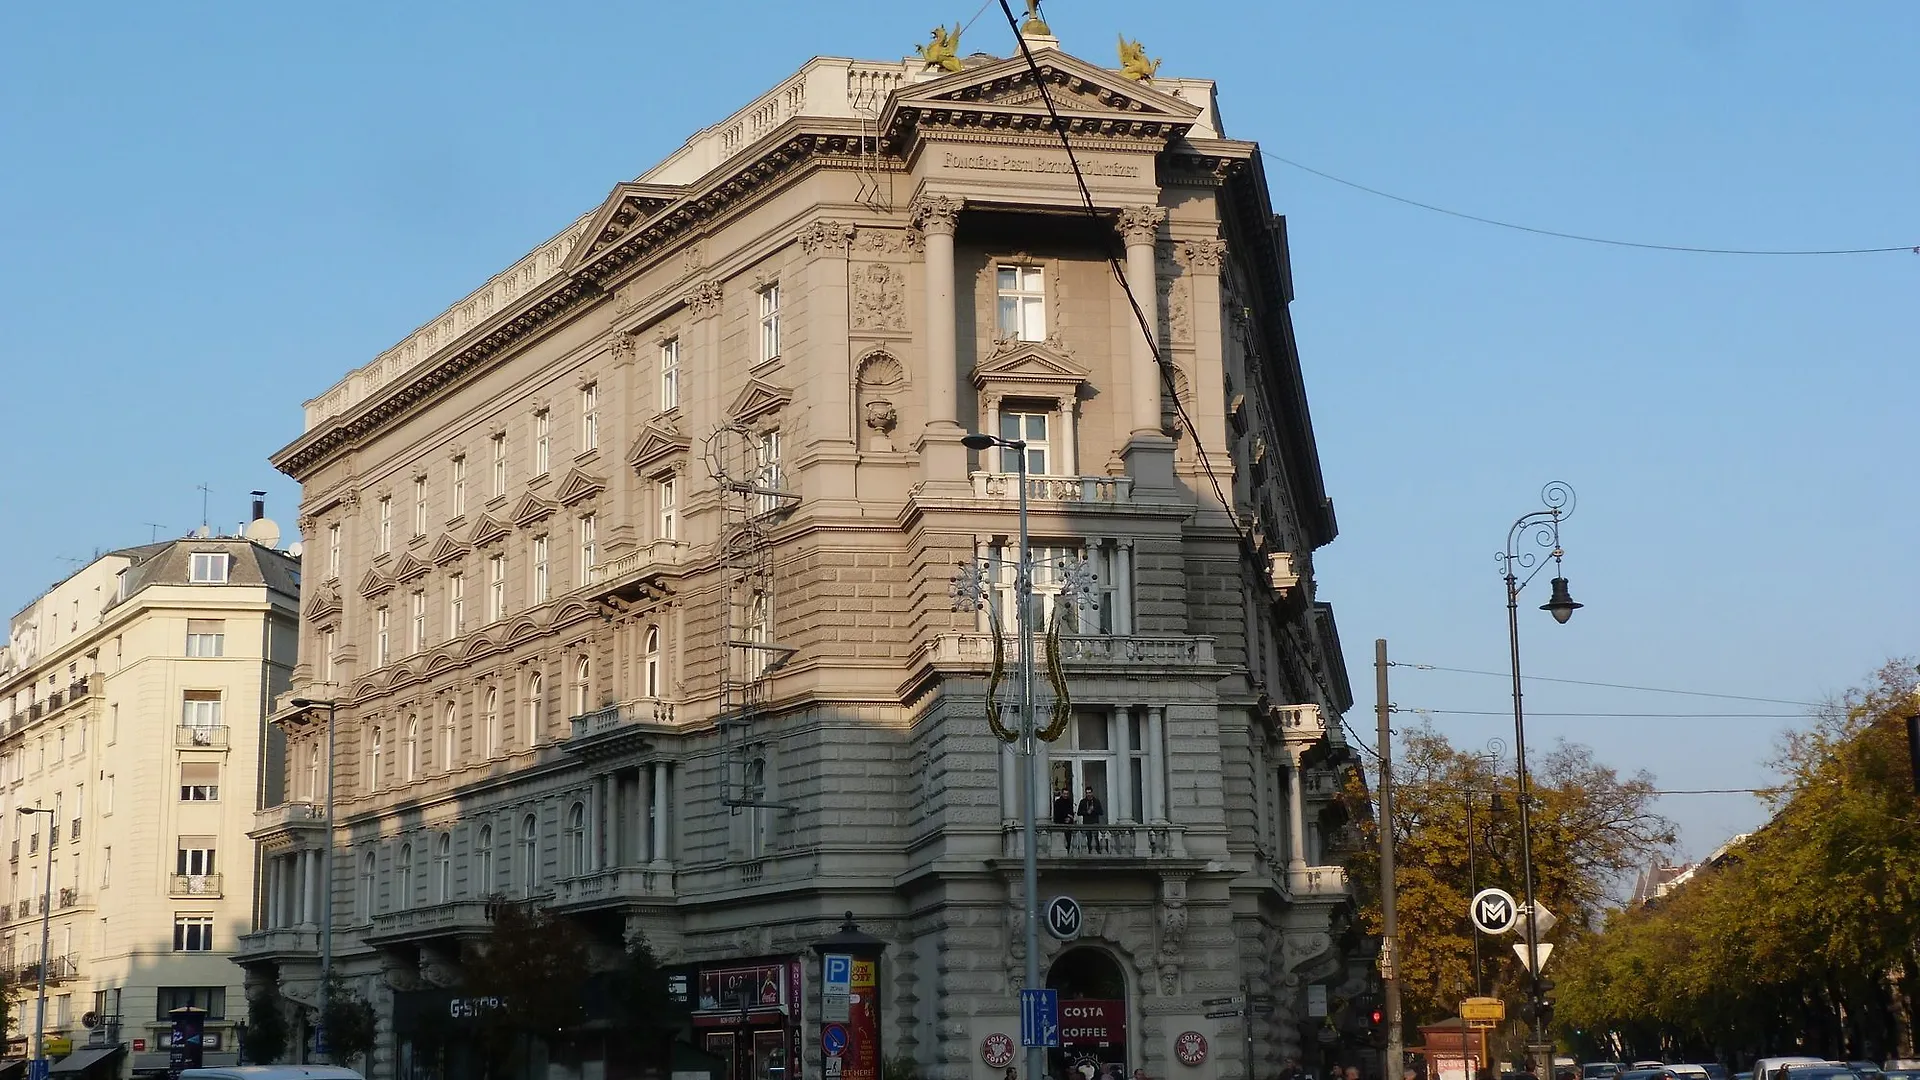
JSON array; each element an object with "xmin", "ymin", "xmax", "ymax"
[{"xmin": 248, "ymin": 28, "xmax": 1366, "ymax": 1080}]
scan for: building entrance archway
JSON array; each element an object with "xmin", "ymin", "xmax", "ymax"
[{"xmin": 1046, "ymin": 946, "xmax": 1129, "ymax": 1080}]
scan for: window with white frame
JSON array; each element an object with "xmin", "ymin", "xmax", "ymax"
[
  {"xmin": 176, "ymin": 840, "xmax": 215, "ymax": 879},
  {"xmin": 574, "ymin": 656, "xmax": 592, "ymax": 716},
  {"xmin": 483, "ymin": 688, "xmax": 500, "ymax": 758},
  {"xmin": 660, "ymin": 338, "xmax": 680, "ymax": 410},
  {"xmin": 321, "ymin": 628, "xmax": 336, "ymax": 681},
  {"xmin": 519, "ymin": 813, "xmax": 539, "ymax": 897},
  {"xmin": 410, "ymin": 590, "xmax": 426, "ymax": 653},
  {"xmin": 448, "ymin": 574, "xmax": 465, "ymax": 637},
  {"xmin": 534, "ymin": 410, "xmax": 551, "ymax": 476},
  {"xmin": 365, "ymin": 726, "xmax": 382, "ymax": 791},
  {"xmin": 565, "ymin": 802, "xmax": 587, "ymax": 877},
  {"xmin": 181, "ymin": 691, "xmax": 222, "ymax": 731},
  {"xmin": 475, "ymin": 824, "xmax": 495, "ymax": 895},
  {"xmin": 643, "ymin": 626, "xmax": 661, "ymax": 698},
  {"xmin": 491, "ymin": 433, "xmax": 508, "ymax": 498},
  {"xmin": 753, "ymin": 430, "xmax": 782, "ymax": 516},
  {"xmin": 758, "ymin": 283, "xmax": 781, "ymax": 362},
  {"xmin": 996, "ymin": 264, "xmax": 1046, "ymax": 342},
  {"xmin": 397, "ymin": 842, "xmax": 414, "ymax": 910},
  {"xmin": 1047, "ymin": 710, "xmax": 1115, "ymax": 824},
  {"xmin": 359, "ymin": 851, "xmax": 376, "ymax": 919},
  {"xmin": 327, "ymin": 524, "xmax": 342, "ymax": 579},
  {"xmin": 487, "ymin": 554, "xmax": 506, "ymax": 621},
  {"xmin": 377, "ymin": 497, "xmax": 393, "ymax": 554},
  {"xmin": 305, "ymin": 742, "xmax": 319, "ymax": 802},
  {"xmin": 744, "ymin": 590, "xmax": 772, "ymax": 680},
  {"xmin": 531, "ymin": 535, "xmax": 550, "ymax": 601},
  {"xmin": 375, "ymin": 607, "xmax": 390, "ymax": 666},
  {"xmin": 413, "ymin": 476, "xmax": 428, "ymax": 537},
  {"xmin": 434, "ymin": 832, "xmax": 452, "ymax": 902},
  {"xmin": 996, "ymin": 409, "xmax": 1051, "ymax": 474},
  {"xmin": 656, "ymin": 476, "xmax": 677, "ymax": 541},
  {"xmin": 403, "ymin": 716, "xmax": 419, "ymax": 781},
  {"xmin": 578, "ymin": 515, "xmax": 598, "ymax": 583},
  {"xmin": 986, "ymin": 539, "xmax": 1127, "ymax": 635},
  {"xmin": 172, "ymin": 915, "xmax": 214, "ymax": 952},
  {"xmin": 188, "ymin": 552, "xmax": 229, "ymax": 584},
  {"xmin": 440, "ymin": 702, "xmax": 458, "ymax": 772},
  {"xmin": 452, "ymin": 455, "xmax": 468, "ymax": 517},
  {"xmin": 525, "ymin": 674, "xmax": 543, "ymax": 745},
  {"xmin": 179, "ymin": 762, "xmax": 219, "ymax": 802},
  {"xmin": 184, "ymin": 619, "xmax": 224, "ymax": 657},
  {"xmin": 580, "ymin": 383, "xmax": 599, "ymax": 452}
]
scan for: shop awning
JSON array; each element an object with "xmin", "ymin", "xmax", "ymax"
[
  {"xmin": 49, "ymin": 1045, "xmax": 126, "ymax": 1075},
  {"xmin": 0, "ymin": 1060, "xmax": 28, "ymax": 1080}
]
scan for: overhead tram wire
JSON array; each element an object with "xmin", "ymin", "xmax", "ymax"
[
  {"xmin": 1413, "ymin": 709, "xmax": 1806, "ymax": 720},
  {"xmin": 1258, "ymin": 150, "xmax": 1920, "ymax": 257},
  {"xmin": 1388, "ymin": 661, "xmax": 1822, "ymax": 708}
]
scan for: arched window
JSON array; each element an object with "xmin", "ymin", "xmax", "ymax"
[
  {"xmin": 565, "ymin": 801, "xmax": 588, "ymax": 877},
  {"xmin": 519, "ymin": 813, "xmax": 539, "ymax": 897},
  {"xmin": 434, "ymin": 833, "xmax": 452, "ymax": 903},
  {"xmin": 305, "ymin": 741, "xmax": 320, "ymax": 803},
  {"xmin": 441, "ymin": 702, "xmax": 458, "ymax": 772},
  {"xmin": 360, "ymin": 850, "xmax": 377, "ymax": 918},
  {"xmin": 403, "ymin": 716, "xmax": 420, "ymax": 782},
  {"xmin": 525, "ymin": 673, "xmax": 543, "ymax": 746},
  {"xmin": 476, "ymin": 824, "xmax": 495, "ymax": 897},
  {"xmin": 484, "ymin": 689, "xmax": 500, "ymax": 759},
  {"xmin": 643, "ymin": 626, "xmax": 661, "ymax": 699},
  {"xmin": 397, "ymin": 842, "xmax": 414, "ymax": 911},
  {"xmin": 573, "ymin": 656, "xmax": 592, "ymax": 715},
  {"xmin": 366, "ymin": 726, "xmax": 383, "ymax": 791}
]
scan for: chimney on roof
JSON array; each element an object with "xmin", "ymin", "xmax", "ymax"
[{"xmin": 251, "ymin": 491, "xmax": 267, "ymax": 522}]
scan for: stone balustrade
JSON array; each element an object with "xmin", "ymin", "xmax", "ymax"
[
  {"xmin": 1001, "ymin": 822, "xmax": 1187, "ymax": 860},
  {"xmin": 1287, "ymin": 864, "xmax": 1350, "ymax": 899},
  {"xmin": 969, "ymin": 472, "xmax": 1134, "ymax": 505},
  {"xmin": 924, "ymin": 633, "xmax": 1215, "ymax": 668}
]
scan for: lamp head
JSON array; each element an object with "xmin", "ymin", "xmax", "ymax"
[
  {"xmin": 960, "ymin": 433, "xmax": 998, "ymax": 451},
  {"xmin": 1541, "ymin": 576, "xmax": 1582, "ymax": 624},
  {"xmin": 290, "ymin": 697, "xmax": 329, "ymax": 709}
]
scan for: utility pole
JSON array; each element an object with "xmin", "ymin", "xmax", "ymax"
[{"xmin": 1376, "ymin": 639, "xmax": 1403, "ymax": 1080}]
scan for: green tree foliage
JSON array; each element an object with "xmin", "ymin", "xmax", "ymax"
[
  {"xmin": 242, "ymin": 986, "xmax": 290, "ymax": 1064},
  {"xmin": 1556, "ymin": 662, "xmax": 1920, "ymax": 1063},
  {"xmin": 1344, "ymin": 722, "xmax": 1675, "ymax": 1056},
  {"xmin": 322, "ymin": 975, "xmax": 380, "ymax": 1067}
]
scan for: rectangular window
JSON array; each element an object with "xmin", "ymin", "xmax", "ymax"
[
  {"xmin": 171, "ymin": 915, "xmax": 214, "ymax": 952},
  {"xmin": 487, "ymin": 555, "xmax": 506, "ymax": 621},
  {"xmin": 758, "ymin": 283, "xmax": 781, "ymax": 363},
  {"xmin": 534, "ymin": 410, "xmax": 551, "ymax": 476},
  {"xmin": 410, "ymin": 590, "xmax": 427, "ymax": 653},
  {"xmin": 657, "ymin": 476, "xmax": 678, "ymax": 541},
  {"xmin": 660, "ymin": 339, "xmax": 680, "ymax": 410},
  {"xmin": 100, "ymin": 846, "xmax": 110, "ymax": 888},
  {"xmin": 452, "ymin": 455, "xmax": 468, "ymax": 517},
  {"xmin": 179, "ymin": 762, "xmax": 220, "ymax": 802},
  {"xmin": 580, "ymin": 383, "xmax": 600, "ymax": 451},
  {"xmin": 375, "ymin": 607, "xmax": 391, "ymax": 666},
  {"xmin": 413, "ymin": 476, "xmax": 428, "ymax": 537},
  {"xmin": 181, "ymin": 690, "xmax": 222, "ymax": 730},
  {"xmin": 321, "ymin": 628, "xmax": 336, "ymax": 682},
  {"xmin": 579, "ymin": 515, "xmax": 598, "ymax": 583},
  {"xmin": 754, "ymin": 431, "xmax": 782, "ymax": 516},
  {"xmin": 989, "ymin": 542, "xmax": 1091, "ymax": 633},
  {"xmin": 176, "ymin": 840, "xmax": 217, "ymax": 877},
  {"xmin": 531, "ymin": 536, "xmax": 550, "ymax": 602},
  {"xmin": 188, "ymin": 553, "xmax": 229, "ymax": 584},
  {"xmin": 491, "ymin": 432, "xmax": 508, "ymax": 498},
  {"xmin": 996, "ymin": 409, "xmax": 1051, "ymax": 475},
  {"xmin": 185, "ymin": 619, "xmax": 225, "ymax": 658},
  {"xmin": 378, "ymin": 496, "xmax": 393, "ymax": 553},
  {"xmin": 103, "ymin": 775, "xmax": 113, "ymax": 815},
  {"xmin": 448, "ymin": 574, "xmax": 465, "ymax": 636},
  {"xmin": 155, "ymin": 986, "xmax": 225, "ymax": 1020},
  {"xmin": 996, "ymin": 265, "xmax": 1046, "ymax": 343},
  {"xmin": 327, "ymin": 524, "xmax": 342, "ymax": 579}
]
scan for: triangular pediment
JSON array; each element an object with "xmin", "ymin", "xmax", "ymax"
[
  {"xmin": 468, "ymin": 515, "xmax": 511, "ymax": 548},
  {"xmin": 357, "ymin": 568, "xmax": 394, "ymax": 600},
  {"xmin": 429, "ymin": 534, "xmax": 471, "ymax": 567},
  {"xmin": 728, "ymin": 378, "xmax": 792, "ymax": 425},
  {"xmin": 567, "ymin": 181, "xmax": 686, "ymax": 268},
  {"xmin": 554, "ymin": 467, "xmax": 607, "ymax": 507},
  {"xmin": 971, "ymin": 341, "xmax": 1091, "ymax": 389},
  {"xmin": 884, "ymin": 51, "xmax": 1201, "ymax": 144},
  {"xmin": 302, "ymin": 582, "xmax": 342, "ymax": 624},
  {"xmin": 626, "ymin": 423, "xmax": 692, "ymax": 475},
  {"xmin": 392, "ymin": 552, "xmax": 432, "ymax": 583},
  {"xmin": 510, "ymin": 492, "xmax": 558, "ymax": 528}
]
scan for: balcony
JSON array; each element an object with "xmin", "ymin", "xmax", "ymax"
[
  {"xmin": 177, "ymin": 724, "xmax": 229, "ymax": 749},
  {"xmin": 922, "ymin": 633, "xmax": 1218, "ymax": 674},
  {"xmin": 170, "ymin": 873, "xmax": 223, "ymax": 898},
  {"xmin": 1276, "ymin": 704, "xmax": 1326, "ymax": 743},
  {"xmin": 1001, "ymin": 822, "xmax": 1190, "ymax": 862},
  {"xmin": 365, "ymin": 900, "xmax": 494, "ymax": 946},
  {"xmin": 969, "ymin": 472, "xmax": 1134, "ymax": 505},
  {"xmin": 566, "ymin": 698, "xmax": 675, "ymax": 756},
  {"xmin": 69, "ymin": 818, "xmax": 80, "ymax": 842},
  {"xmin": 46, "ymin": 824, "xmax": 58, "ymax": 846},
  {"xmin": 1288, "ymin": 865, "xmax": 1351, "ymax": 899},
  {"xmin": 547, "ymin": 866, "xmax": 675, "ymax": 912},
  {"xmin": 56, "ymin": 888, "xmax": 85, "ymax": 910},
  {"xmin": 250, "ymin": 801, "xmax": 329, "ymax": 844},
  {"xmin": 589, "ymin": 538, "xmax": 689, "ymax": 604},
  {"xmin": 233, "ymin": 926, "xmax": 319, "ymax": 964},
  {"xmin": 18, "ymin": 955, "xmax": 77, "ymax": 985},
  {"xmin": 1302, "ymin": 768, "xmax": 1340, "ymax": 800}
]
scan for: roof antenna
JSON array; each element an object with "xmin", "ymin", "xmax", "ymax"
[
  {"xmin": 144, "ymin": 523, "xmax": 165, "ymax": 543},
  {"xmin": 196, "ymin": 483, "xmax": 212, "ymax": 536}
]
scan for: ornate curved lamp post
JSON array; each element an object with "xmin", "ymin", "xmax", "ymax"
[{"xmin": 1499, "ymin": 482, "xmax": 1580, "ymax": 1076}]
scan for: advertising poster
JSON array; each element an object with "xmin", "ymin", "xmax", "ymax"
[
  {"xmin": 844, "ymin": 958, "xmax": 881, "ymax": 1080},
  {"xmin": 1051, "ymin": 998, "xmax": 1127, "ymax": 1080}
]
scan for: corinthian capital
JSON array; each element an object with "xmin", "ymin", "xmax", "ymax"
[
  {"xmin": 684, "ymin": 280, "xmax": 724, "ymax": 317},
  {"xmin": 798, "ymin": 219, "xmax": 855, "ymax": 255},
  {"xmin": 1181, "ymin": 238, "xmax": 1228, "ymax": 274},
  {"xmin": 909, "ymin": 194, "xmax": 964, "ymax": 237},
  {"xmin": 1117, "ymin": 205, "xmax": 1167, "ymax": 247}
]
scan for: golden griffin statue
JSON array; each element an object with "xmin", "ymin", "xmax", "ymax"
[
  {"xmin": 1021, "ymin": 0, "xmax": 1051, "ymax": 35},
  {"xmin": 917, "ymin": 23, "xmax": 963, "ymax": 73},
  {"xmin": 1118, "ymin": 35, "xmax": 1161, "ymax": 81}
]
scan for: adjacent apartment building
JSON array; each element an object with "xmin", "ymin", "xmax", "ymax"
[
  {"xmin": 0, "ymin": 523, "xmax": 300, "ymax": 1077},
  {"xmin": 248, "ymin": 23, "xmax": 1368, "ymax": 1080}
]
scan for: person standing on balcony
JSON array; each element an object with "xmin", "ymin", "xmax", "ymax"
[
  {"xmin": 1078, "ymin": 785, "xmax": 1105, "ymax": 852},
  {"xmin": 1053, "ymin": 785, "xmax": 1076, "ymax": 849}
]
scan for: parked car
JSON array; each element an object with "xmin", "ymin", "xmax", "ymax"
[
  {"xmin": 1735, "ymin": 1072, "xmax": 1752, "ymax": 1080},
  {"xmin": 1848, "ymin": 1063, "xmax": 1885, "ymax": 1079},
  {"xmin": 1753, "ymin": 1057, "xmax": 1831, "ymax": 1080},
  {"xmin": 180, "ymin": 1070, "xmax": 367, "ymax": 1080},
  {"xmin": 1882, "ymin": 1071, "xmax": 1920, "ymax": 1080},
  {"xmin": 1620, "ymin": 1070, "xmax": 1667, "ymax": 1080},
  {"xmin": 1584, "ymin": 1065, "xmax": 1625, "ymax": 1080},
  {"xmin": 1776, "ymin": 1065, "xmax": 1861, "ymax": 1080},
  {"xmin": 1698, "ymin": 1065, "xmax": 1730, "ymax": 1080}
]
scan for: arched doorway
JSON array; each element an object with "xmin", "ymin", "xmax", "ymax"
[{"xmin": 1047, "ymin": 947, "xmax": 1129, "ymax": 1080}]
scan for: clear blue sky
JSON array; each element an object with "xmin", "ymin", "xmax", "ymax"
[{"xmin": 2, "ymin": 3, "xmax": 1913, "ymax": 858}]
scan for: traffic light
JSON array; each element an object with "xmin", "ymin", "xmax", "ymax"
[
  {"xmin": 1534, "ymin": 979, "xmax": 1557, "ymax": 1030},
  {"xmin": 1368, "ymin": 1006, "xmax": 1388, "ymax": 1049}
]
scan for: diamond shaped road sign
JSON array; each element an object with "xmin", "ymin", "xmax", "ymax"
[{"xmin": 1519, "ymin": 902, "xmax": 1558, "ymax": 937}]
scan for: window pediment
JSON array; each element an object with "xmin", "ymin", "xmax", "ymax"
[
  {"xmin": 729, "ymin": 378, "xmax": 791, "ymax": 426},
  {"xmin": 554, "ymin": 467, "xmax": 607, "ymax": 507},
  {"xmin": 358, "ymin": 569, "xmax": 394, "ymax": 600},
  {"xmin": 304, "ymin": 582, "xmax": 343, "ymax": 623},
  {"xmin": 971, "ymin": 341, "xmax": 1090, "ymax": 402},
  {"xmin": 509, "ymin": 493, "xmax": 557, "ymax": 528},
  {"xmin": 567, "ymin": 181, "xmax": 685, "ymax": 268},
  {"xmin": 468, "ymin": 515, "xmax": 511, "ymax": 549},
  {"xmin": 627, "ymin": 423, "xmax": 692, "ymax": 474},
  {"xmin": 429, "ymin": 534, "xmax": 472, "ymax": 567},
  {"xmin": 392, "ymin": 552, "xmax": 432, "ymax": 583}
]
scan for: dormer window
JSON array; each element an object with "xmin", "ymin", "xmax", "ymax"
[
  {"xmin": 996, "ymin": 265, "xmax": 1046, "ymax": 343},
  {"xmin": 188, "ymin": 553, "xmax": 229, "ymax": 584}
]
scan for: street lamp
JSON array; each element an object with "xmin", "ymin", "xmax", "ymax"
[
  {"xmin": 958, "ymin": 430, "xmax": 1044, "ymax": 1080},
  {"xmin": 18, "ymin": 805, "xmax": 55, "ymax": 1069},
  {"xmin": 1499, "ymin": 482, "xmax": 1579, "ymax": 1078},
  {"xmin": 289, "ymin": 697, "xmax": 337, "ymax": 1062}
]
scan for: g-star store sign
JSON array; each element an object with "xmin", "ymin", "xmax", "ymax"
[{"xmin": 1058, "ymin": 999, "xmax": 1125, "ymax": 1046}]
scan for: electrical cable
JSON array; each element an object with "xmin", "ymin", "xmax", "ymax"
[
  {"xmin": 1411, "ymin": 709, "xmax": 1805, "ymax": 720},
  {"xmin": 1259, "ymin": 150, "xmax": 1920, "ymax": 257},
  {"xmin": 1388, "ymin": 661, "xmax": 1821, "ymax": 708}
]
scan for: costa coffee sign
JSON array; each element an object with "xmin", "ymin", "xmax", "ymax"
[{"xmin": 1060, "ymin": 999, "xmax": 1125, "ymax": 1046}]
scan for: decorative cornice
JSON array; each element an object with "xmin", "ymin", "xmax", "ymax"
[
  {"xmin": 1181, "ymin": 238, "xmax": 1228, "ymax": 274},
  {"xmin": 909, "ymin": 194, "xmax": 963, "ymax": 237},
  {"xmin": 1118, "ymin": 205, "xmax": 1167, "ymax": 247},
  {"xmin": 683, "ymin": 280, "xmax": 724, "ymax": 317},
  {"xmin": 797, "ymin": 220, "xmax": 854, "ymax": 255}
]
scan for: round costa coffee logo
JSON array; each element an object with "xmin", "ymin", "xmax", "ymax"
[
  {"xmin": 1174, "ymin": 1030, "xmax": 1209, "ymax": 1066},
  {"xmin": 981, "ymin": 1032, "xmax": 1016, "ymax": 1069}
]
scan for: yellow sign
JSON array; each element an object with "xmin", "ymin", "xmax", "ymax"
[
  {"xmin": 1460, "ymin": 997, "xmax": 1506, "ymax": 1022},
  {"xmin": 43, "ymin": 1035, "xmax": 73, "ymax": 1056}
]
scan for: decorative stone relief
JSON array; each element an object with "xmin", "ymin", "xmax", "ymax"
[
  {"xmin": 1117, "ymin": 205, "xmax": 1167, "ymax": 247},
  {"xmin": 1183, "ymin": 237, "xmax": 1228, "ymax": 274},
  {"xmin": 609, "ymin": 331, "xmax": 639, "ymax": 364},
  {"xmin": 909, "ymin": 193, "xmax": 963, "ymax": 237},
  {"xmin": 854, "ymin": 227, "xmax": 920, "ymax": 254},
  {"xmin": 850, "ymin": 264, "xmax": 908, "ymax": 332},
  {"xmin": 798, "ymin": 219, "xmax": 855, "ymax": 255},
  {"xmin": 684, "ymin": 280, "xmax": 724, "ymax": 317},
  {"xmin": 856, "ymin": 350, "xmax": 908, "ymax": 453}
]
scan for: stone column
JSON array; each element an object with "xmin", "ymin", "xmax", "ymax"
[
  {"xmin": 266, "ymin": 858, "xmax": 282, "ymax": 929},
  {"xmin": 910, "ymin": 194, "xmax": 966, "ymax": 485},
  {"xmin": 1115, "ymin": 707, "xmax": 1133, "ymax": 824},
  {"xmin": 1146, "ymin": 706, "xmax": 1167, "ymax": 822},
  {"xmin": 1118, "ymin": 206, "xmax": 1175, "ymax": 489},
  {"xmin": 1286, "ymin": 757, "xmax": 1308, "ymax": 872},
  {"xmin": 650, "ymin": 762, "xmax": 670, "ymax": 865},
  {"xmin": 594, "ymin": 774, "xmax": 611, "ymax": 871},
  {"xmin": 1180, "ymin": 237, "xmax": 1232, "ymax": 514},
  {"xmin": 799, "ymin": 220, "xmax": 859, "ymax": 507}
]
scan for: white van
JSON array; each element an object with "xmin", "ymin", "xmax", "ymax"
[
  {"xmin": 178, "ymin": 1060, "xmax": 364, "ymax": 1068},
  {"xmin": 1751, "ymin": 1058, "xmax": 1830, "ymax": 1080}
]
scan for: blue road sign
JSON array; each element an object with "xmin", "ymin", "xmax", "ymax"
[
  {"xmin": 822, "ymin": 1022, "xmax": 850, "ymax": 1057},
  {"xmin": 1020, "ymin": 988, "xmax": 1060, "ymax": 1048},
  {"xmin": 312, "ymin": 1024, "xmax": 329, "ymax": 1056},
  {"xmin": 28, "ymin": 1060, "xmax": 48, "ymax": 1080}
]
